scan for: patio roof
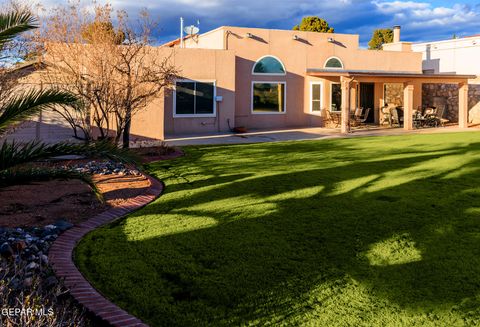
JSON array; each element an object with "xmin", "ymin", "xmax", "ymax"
[{"xmin": 306, "ymin": 69, "xmax": 476, "ymax": 79}]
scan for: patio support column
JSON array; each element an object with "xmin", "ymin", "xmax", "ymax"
[
  {"xmin": 340, "ymin": 76, "xmax": 352, "ymax": 134},
  {"xmin": 403, "ymin": 82, "xmax": 414, "ymax": 130},
  {"xmin": 459, "ymin": 82, "xmax": 469, "ymax": 128}
]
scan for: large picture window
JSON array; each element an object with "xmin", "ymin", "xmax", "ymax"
[
  {"xmin": 331, "ymin": 83, "xmax": 342, "ymax": 112},
  {"xmin": 174, "ymin": 81, "xmax": 215, "ymax": 117},
  {"xmin": 252, "ymin": 82, "xmax": 286, "ymax": 113}
]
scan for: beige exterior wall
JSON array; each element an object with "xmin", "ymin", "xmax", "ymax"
[
  {"xmin": 183, "ymin": 27, "xmax": 225, "ymax": 49},
  {"xmin": 129, "ymin": 47, "xmax": 236, "ymax": 139}
]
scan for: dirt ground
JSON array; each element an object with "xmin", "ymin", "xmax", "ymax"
[
  {"xmin": 0, "ymin": 175, "xmax": 150, "ymax": 227},
  {"xmin": 0, "ymin": 146, "xmax": 183, "ymax": 228},
  {"xmin": 0, "ymin": 173, "xmax": 151, "ymax": 228}
]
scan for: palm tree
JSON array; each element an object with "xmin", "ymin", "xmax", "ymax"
[{"xmin": 0, "ymin": 9, "xmax": 137, "ymax": 193}]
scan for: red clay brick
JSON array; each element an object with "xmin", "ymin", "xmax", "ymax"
[{"xmin": 48, "ymin": 173, "xmax": 163, "ymax": 327}]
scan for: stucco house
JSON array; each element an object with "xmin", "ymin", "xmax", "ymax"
[
  {"xmin": 10, "ymin": 26, "xmax": 477, "ymax": 144},
  {"xmin": 127, "ymin": 25, "xmax": 473, "ymax": 143}
]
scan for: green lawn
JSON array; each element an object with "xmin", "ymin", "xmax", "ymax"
[{"xmin": 76, "ymin": 132, "xmax": 480, "ymax": 326}]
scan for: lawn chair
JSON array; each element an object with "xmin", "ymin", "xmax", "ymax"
[
  {"xmin": 435, "ymin": 106, "xmax": 449, "ymax": 127},
  {"xmin": 423, "ymin": 107, "xmax": 438, "ymax": 127},
  {"xmin": 354, "ymin": 108, "xmax": 371, "ymax": 127},
  {"xmin": 322, "ymin": 109, "xmax": 340, "ymax": 128},
  {"xmin": 390, "ymin": 108, "xmax": 403, "ymax": 126},
  {"xmin": 381, "ymin": 106, "xmax": 391, "ymax": 126},
  {"xmin": 351, "ymin": 108, "xmax": 363, "ymax": 127}
]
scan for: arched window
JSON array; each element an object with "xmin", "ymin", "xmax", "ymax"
[
  {"xmin": 252, "ymin": 56, "xmax": 286, "ymax": 75},
  {"xmin": 324, "ymin": 57, "xmax": 343, "ymax": 69}
]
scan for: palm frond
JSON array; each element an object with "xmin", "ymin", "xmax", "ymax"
[
  {"xmin": 0, "ymin": 167, "xmax": 104, "ymax": 202},
  {"xmin": 0, "ymin": 10, "xmax": 37, "ymax": 48},
  {"xmin": 0, "ymin": 89, "xmax": 78, "ymax": 133},
  {"xmin": 0, "ymin": 140, "xmax": 140, "ymax": 171}
]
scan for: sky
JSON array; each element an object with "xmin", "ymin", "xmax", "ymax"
[{"xmin": 39, "ymin": 0, "xmax": 480, "ymax": 47}]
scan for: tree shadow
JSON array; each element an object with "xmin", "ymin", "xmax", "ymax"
[{"xmin": 76, "ymin": 133, "xmax": 480, "ymax": 326}]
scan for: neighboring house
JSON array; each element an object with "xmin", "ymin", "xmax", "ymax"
[
  {"xmin": 3, "ymin": 63, "xmax": 81, "ymax": 144},
  {"xmin": 411, "ymin": 35, "xmax": 480, "ymax": 123}
]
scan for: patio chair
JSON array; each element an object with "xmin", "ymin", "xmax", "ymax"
[
  {"xmin": 381, "ymin": 106, "xmax": 391, "ymax": 126},
  {"xmin": 390, "ymin": 108, "xmax": 403, "ymax": 126},
  {"xmin": 322, "ymin": 109, "xmax": 341, "ymax": 128},
  {"xmin": 423, "ymin": 107, "xmax": 438, "ymax": 127},
  {"xmin": 351, "ymin": 108, "xmax": 363, "ymax": 127},
  {"xmin": 435, "ymin": 106, "xmax": 449, "ymax": 127},
  {"xmin": 354, "ymin": 108, "xmax": 371, "ymax": 127}
]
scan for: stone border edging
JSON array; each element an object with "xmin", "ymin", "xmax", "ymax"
[{"xmin": 48, "ymin": 174, "xmax": 163, "ymax": 327}]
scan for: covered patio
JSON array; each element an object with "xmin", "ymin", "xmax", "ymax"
[{"xmin": 307, "ymin": 69, "xmax": 476, "ymax": 133}]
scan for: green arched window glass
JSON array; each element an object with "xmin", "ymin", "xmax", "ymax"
[
  {"xmin": 325, "ymin": 57, "xmax": 343, "ymax": 69},
  {"xmin": 253, "ymin": 56, "xmax": 286, "ymax": 74}
]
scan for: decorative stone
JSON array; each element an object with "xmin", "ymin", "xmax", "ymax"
[
  {"xmin": 53, "ymin": 219, "xmax": 74, "ymax": 232},
  {"xmin": 26, "ymin": 262, "xmax": 39, "ymax": 270},
  {"xmin": 23, "ymin": 277, "xmax": 33, "ymax": 288},
  {"xmin": 0, "ymin": 242, "xmax": 14, "ymax": 257},
  {"xmin": 13, "ymin": 240, "xmax": 27, "ymax": 252}
]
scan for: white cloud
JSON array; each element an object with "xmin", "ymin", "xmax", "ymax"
[{"xmin": 31, "ymin": 0, "xmax": 480, "ymax": 44}]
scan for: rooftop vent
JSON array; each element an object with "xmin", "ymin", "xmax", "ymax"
[{"xmin": 393, "ymin": 25, "xmax": 401, "ymax": 43}]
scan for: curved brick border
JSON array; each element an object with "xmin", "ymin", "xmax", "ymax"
[{"xmin": 48, "ymin": 175, "xmax": 163, "ymax": 327}]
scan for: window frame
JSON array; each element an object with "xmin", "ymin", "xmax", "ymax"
[
  {"xmin": 324, "ymin": 56, "xmax": 344, "ymax": 69},
  {"xmin": 251, "ymin": 81, "xmax": 287, "ymax": 115},
  {"xmin": 251, "ymin": 55, "xmax": 287, "ymax": 76},
  {"xmin": 173, "ymin": 79, "xmax": 217, "ymax": 118},
  {"xmin": 330, "ymin": 82, "xmax": 342, "ymax": 112},
  {"xmin": 309, "ymin": 81, "xmax": 324, "ymax": 115}
]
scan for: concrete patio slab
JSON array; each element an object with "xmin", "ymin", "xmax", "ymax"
[{"xmin": 165, "ymin": 126, "xmax": 479, "ymax": 146}]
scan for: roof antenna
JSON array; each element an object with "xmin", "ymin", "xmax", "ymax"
[
  {"xmin": 184, "ymin": 20, "xmax": 200, "ymax": 41},
  {"xmin": 180, "ymin": 17, "xmax": 184, "ymax": 48}
]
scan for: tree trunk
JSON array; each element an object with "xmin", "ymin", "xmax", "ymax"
[{"xmin": 122, "ymin": 108, "xmax": 132, "ymax": 148}]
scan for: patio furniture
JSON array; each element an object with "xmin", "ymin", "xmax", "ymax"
[
  {"xmin": 381, "ymin": 106, "xmax": 391, "ymax": 126},
  {"xmin": 322, "ymin": 109, "xmax": 341, "ymax": 128},
  {"xmin": 413, "ymin": 110, "xmax": 426, "ymax": 129},
  {"xmin": 350, "ymin": 108, "xmax": 363, "ymax": 127},
  {"xmin": 390, "ymin": 107, "xmax": 403, "ymax": 126},
  {"xmin": 435, "ymin": 106, "xmax": 449, "ymax": 127},
  {"xmin": 354, "ymin": 108, "xmax": 371, "ymax": 127},
  {"xmin": 423, "ymin": 107, "xmax": 439, "ymax": 127}
]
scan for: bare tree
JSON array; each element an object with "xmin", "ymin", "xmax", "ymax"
[{"xmin": 34, "ymin": 2, "xmax": 178, "ymax": 147}]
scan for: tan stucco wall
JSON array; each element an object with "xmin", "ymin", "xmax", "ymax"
[
  {"xmin": 183, "ymin": 27, "xmax": 225, "ymax": 49},
  {"xmin": 131, "ymin": 48, "xmax": 236, "ymax": 138}
]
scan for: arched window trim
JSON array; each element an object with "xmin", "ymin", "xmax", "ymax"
[
  {"xmin": 252, "ymin": 55, "xmax": 287, "ymax": 75},
  {"xmin": 324, "ymin": 56, "xmax": 344, "ymax": 69}
]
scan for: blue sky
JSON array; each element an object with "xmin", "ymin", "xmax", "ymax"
[{"xmin": 42, "ymin": 0, "xmax": 480, "ymax": 47}]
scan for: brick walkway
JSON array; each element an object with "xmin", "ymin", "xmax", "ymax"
[{"xmin": 48, "ymin": 175, "xmax": 163, "ymax": 327}]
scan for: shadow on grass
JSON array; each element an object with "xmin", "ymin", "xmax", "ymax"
[{"xmin": 76, "ymin": 133, "xmax": 480, "ymax": 326}]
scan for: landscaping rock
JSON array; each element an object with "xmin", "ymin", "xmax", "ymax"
[
  {"xmin": 70, "ymin": 160, "xmax": 140, "ymax": 176},
  {"xmin": 13, "ymin": 240, "xmax": 27, "ymax": 252},
  {"xmin": 26, "ymin": 262, "xmax": 39, "ymax": 270},
  {"xmin": 54, "ymin": 219, "xmax": 74, "ymax": 232},
  {"xmin": 44, "ymin": 275, "xmax": 58, "ymax": 289},
  {"xmin": 0, "ymin": 242, "xmax": 14, "ymax": 258}
]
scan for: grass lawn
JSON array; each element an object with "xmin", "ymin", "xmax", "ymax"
[{"xmin": 76, "ymin": 132, "xmax": 480, "ymax": 326}]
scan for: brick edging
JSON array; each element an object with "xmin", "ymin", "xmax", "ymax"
[{"xmin": 48, "ymin": 174, "xmax": 163, "ymax": 327}]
